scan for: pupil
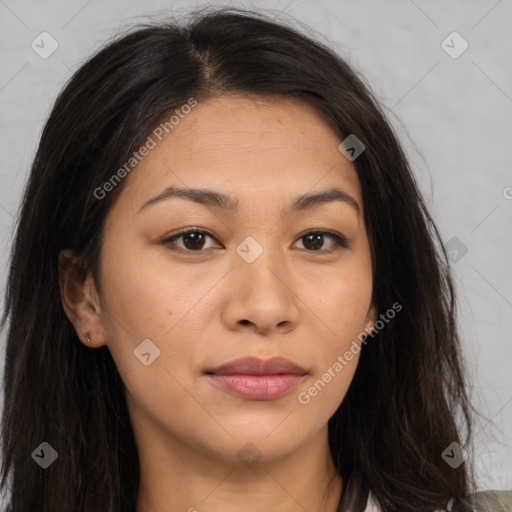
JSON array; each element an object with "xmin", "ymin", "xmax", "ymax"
[
  {"xmin": 184, "ymin": 232, "xmax": 204, "ymax": 250},
  {"xmin": 305, "ymin": 234, "xmax": 323, "ymax": 250}
]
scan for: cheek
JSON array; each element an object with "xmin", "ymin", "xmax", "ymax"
[
  {"xmin": 298, "ymin": 354, "xmax": 359, "ymax": 404},
  {"xmin": 96, "ymin": 241, "xmax": 181, "ymax": 372},
  {"xmin": 97, "ymin": 240, "xmax": 225, "ymax": 391},
  {"xmin": 99, "ymin": 232, "xmax": 189, "ymax": 329},
  {"xmin": 98, "ymin": 260, "xmax": 202, "ymax": 424},
  {"xmin": 295, "ymin": 280, "xmax": 368, "ymax": 416},
  {"xmin": 313, "ymin": 262, "xmax": 373, "ymax": 338},
  {"xmin": 305, "ymin": 258, "xmax": 372, "ymax": 399}
]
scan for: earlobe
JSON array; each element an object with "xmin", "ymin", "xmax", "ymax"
[
  {"xmin": 58, "ymin": 249, "xmax": 107, "ymax": 348},
  {"xmin": 365, "ymin": 303, "xmax": 378, "ymax": 333}
]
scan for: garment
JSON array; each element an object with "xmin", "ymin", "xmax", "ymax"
[{"xmin": 339, "ymin": 491, "xmax": 449, "ymax": 511}]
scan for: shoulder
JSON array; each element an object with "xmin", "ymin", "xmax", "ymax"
[
  {"xmin": 366, "ymin": 490, "xmax": 512, "ymax": 511},
  {"xmin": 470, "ymin": 490, "xmax": 512, "ymax": 511},
  {"xmin": 365, "ymin": 493, "xmax": 451, "ymax": 511}
]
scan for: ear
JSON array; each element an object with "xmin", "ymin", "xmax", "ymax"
[
  {"xmin": 58, "ymin": 249, "xmax": 107, "ymax": 348},
  {"xmin": 364, "ymin": 302, "xmax": 378, "ymax": 334}
]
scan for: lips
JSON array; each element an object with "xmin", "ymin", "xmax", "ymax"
[
  {"xmin": 205, "ymin": 356, "xmax": 307, "ymax": 400},
  {"xmin": 205, "ymin": 356, "xmax": 307, "ymax": 376}
]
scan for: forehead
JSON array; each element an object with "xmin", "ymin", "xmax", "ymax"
[
  {"xmin": 164, "ymin": 95, "xmax": 349, "ymax": 169},
  {"xmin": 113, "ymin": 94, "xmax": 362, "ymax": 215}
]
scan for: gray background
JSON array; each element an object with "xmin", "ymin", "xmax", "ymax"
[{"xmin": 0, "ymin": 0, "xmax": 511, "ymax": 503}]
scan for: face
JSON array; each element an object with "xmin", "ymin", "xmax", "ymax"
[{"xmin": 73, "ymin": 95, "xmax": 376, "ymax": 467}]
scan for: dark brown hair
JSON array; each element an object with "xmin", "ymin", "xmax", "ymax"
[{"xmin": 1, "ymin": 7, "xmax": 475, "ymax": 511}]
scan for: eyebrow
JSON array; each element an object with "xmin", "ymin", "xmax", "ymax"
[{"xmin": 137, "ymin": 185, "xmax": 360, "ymax": 216}]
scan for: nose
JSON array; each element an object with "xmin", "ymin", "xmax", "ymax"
[{"xmin": 221, "ymin": 242, "xmax": 301, "ymax": 335}]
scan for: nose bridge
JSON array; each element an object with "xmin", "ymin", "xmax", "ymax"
[
  {"xmin": 225, "ymin": 233, "xmax": 299, "ymax": 331},
  {"xmin": 235, "ymin": 233, "xmax": 289, "ymax": 298}
]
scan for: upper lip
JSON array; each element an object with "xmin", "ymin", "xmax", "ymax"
[{"xmin": 205, "ymin": 356, "xmax": 307, "ymax": 376}]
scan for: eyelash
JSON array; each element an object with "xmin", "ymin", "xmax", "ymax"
[{"xmin": 162, "ymin": 228, "xmax": 348, "ymax": 254}]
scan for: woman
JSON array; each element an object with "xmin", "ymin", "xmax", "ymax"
[{"xmin": 0, "ymin": 7, "xmax": 477, "ymax": 512}]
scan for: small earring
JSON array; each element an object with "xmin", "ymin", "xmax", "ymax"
[{"xmin": 85, "ymin": 332, "xmax": 91, "ymax": 343}]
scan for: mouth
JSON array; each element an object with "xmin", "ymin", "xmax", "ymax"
[{"xmin": 204, "ymin": 356, "xmax": 307, "ymax": 401}]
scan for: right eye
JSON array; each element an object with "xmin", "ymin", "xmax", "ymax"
[{"xmin": 162, "ymin": 228, "xmax": 221, "ymax": 252}]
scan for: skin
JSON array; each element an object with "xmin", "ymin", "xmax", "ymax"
[{"xmin": 60, "ymin": 95, "xmax": 377, "ymax": 512}]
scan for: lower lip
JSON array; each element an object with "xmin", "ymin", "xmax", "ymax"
[{"xmin": 207, "ymin": 374, "xmax": 305, "ymax": 400}]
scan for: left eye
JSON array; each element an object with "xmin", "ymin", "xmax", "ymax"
[
  {"xmin": 163, "ymin": 229, "xmax": 348, "ymax": 253},
  {"xmin": 295, "ymin": 230, "xmax": 348, "ymax": 251}
]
